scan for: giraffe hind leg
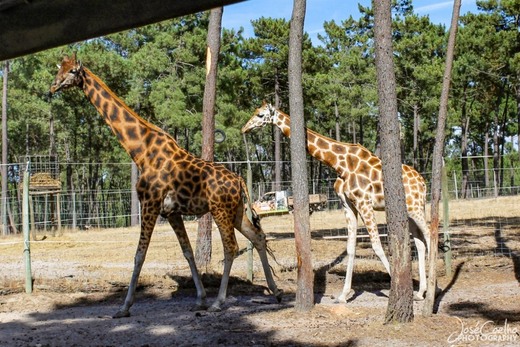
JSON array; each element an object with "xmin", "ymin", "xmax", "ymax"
[
  {"xmin": 410, "ymin": 215, "xmax": 430, "ymax": 301},
  {"xmin": 208, "ymin": 212, "xmax": 240, "ymax": 312},
  {"xmin": 336, "ymin": 197, "xmax": 358, "ymax": 303}
]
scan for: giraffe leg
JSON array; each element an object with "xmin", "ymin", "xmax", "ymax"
[
  {"xmin": 234, "ymin": 205, "xmax": 283, "ymax": 302},
  {"xmin": 113, "ymin": 207, "xmax": 158, "ymax": 318},
  {"xmin": 358, "ymin": 202, "xmax": 390, "ymax": 275},
  {"xmin": 336, "ymin": 195, "xmax": 359, "ymax": 303},
  {"xmin": 409, "ymin": 219, "xmax": 427, "ymax": 300},
  {"xmin": 168, "ymin": 214, "xmax": 207, "ymax": 310},
  {"xmin": 410, "ymin": 212, "xmax": 435, "ymax": 300},
  {"xmin": 209, "ymin": 213, "xmax": 239, "ymax": 312}
]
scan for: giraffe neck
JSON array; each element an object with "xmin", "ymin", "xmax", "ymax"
[
  {"xmin": 81, "ymin": 67, "xmax": 180, "ymax": 168},
  {"xmin": 273, "ymin": 109, "xmax": 348, "ymax": 172}
]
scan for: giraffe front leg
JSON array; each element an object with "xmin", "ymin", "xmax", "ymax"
[{"xmin": 113, "ymin": 211, "xmax": 158, "ymax": 318}]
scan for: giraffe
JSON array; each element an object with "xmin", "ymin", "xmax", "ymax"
[
  {"xmin": 49, "ymin": 54, "xmax": 282, "ymax": 318},
  {"xmin": 242, "ymin": 101, "xmax": 430, "ymax": 302}
]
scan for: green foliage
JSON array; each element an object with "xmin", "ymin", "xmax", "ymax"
[{"xmin": 2, "ymin": 4, "xmax": 518, "ymax": 194}]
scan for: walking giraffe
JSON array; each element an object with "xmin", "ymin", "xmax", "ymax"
[
  {"xmin": 50, "ymin": 54, "xmax": 282, "ymax": 318},
  {"xmin": 242, "ymin": 101, "xmax": 430, "ymax": 302}
]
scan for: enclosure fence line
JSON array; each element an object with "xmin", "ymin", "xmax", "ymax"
[{"xmin": 0, "ymin": 160, "xmax": 518, "ymax": 258}]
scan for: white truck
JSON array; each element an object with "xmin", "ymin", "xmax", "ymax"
[{"xmin": 252, "ymin": 190, "xmax": 328, "ymax": 216}]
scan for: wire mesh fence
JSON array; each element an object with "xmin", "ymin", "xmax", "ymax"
[{"xmin": 0, "ymin": 160, "xmax": 519, "ymax": 259}]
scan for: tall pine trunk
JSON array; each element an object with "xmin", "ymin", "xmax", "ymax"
[
  {"xmin": 423, "ymin": 0, "xmax": 461, "ymax": 316},
  {"xmin": 373, "ymin": 0, "xmax": 414, "ymax": 324},
  {"xmin": 289, "ymin": 0, "xmax": 313, "ymax": 311},
  {"xmin": 1, "ymin": 61, "xmax": 8, "ymax": 235},
  {"xmin": 196, "ymin": 7, "xmax": 223, "ymax": 269},
  {"xmin": 460, "ymin": 85, "xmax": 470, "ymax": 199},
  {"xmin": 273, "ymin": 72, "xmax": 282, "ymax": 191}
]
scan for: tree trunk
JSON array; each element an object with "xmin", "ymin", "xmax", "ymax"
[
  {"xmin": 413, "ymin": 103, "xmax": 419, "ymax": 169},
  {"xmin": 484, "ymin": 124, "xmax": 490, "ymax": 190},
  {"xmin": 1, "ymin": 61, "xmax": 9, "ymax": 235},
  {"xmin": 196, "ymin": 7, "xmax": 222, "ymax": 269},
  {"xmin": 493, "ymin": 111, "xmax": 500, "ymax": 198},
  {"xmin": 334, "ymin": 101, "xmax": 340, "ymax": 141},
  {"xmin": 460, "ymin": 116, "xmax": 470, "ymax": 199},
  {"xmin": 289, "ymin": 0, "xmax": 313, "ymax": 312},
  {"xmin": 373, "ymin": 0, "xmax": 414, "ymax": 324},
  {"xmin": 460, "ymin": 85, "xmax": 470, "ymax": 199},
  {"xmin": 498, "ymin": 89, "xmax": 510, "ymax": 193},
  {"xmin": 273, "ymin": 72, "xmax": 282, "ymax": 191},
  {"xmin": 422, "ymin": 0, "xmax": 461, "ymax": 316},
  {"xmin": 517, "ymin": 72, "xmax": 520, "ymax": 165}
]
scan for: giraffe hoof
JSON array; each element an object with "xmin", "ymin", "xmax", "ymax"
[
  {"xmin": 274, "ymin": 289, "xmax": 284, "ymax": 303},
  {"xmin": 208, "ymin": 305, "xmax": 222, "ymax": 313},
  {"xmin": 414, "ymin": 293, "xmax": 425, "ymax": 301},
  {"xmin": 112, "ymin": 309, "xmax": 130, "ymax": 319},
  {"xmin": 334, "ymin": 289, "xmax": 354, "ymax": 304},
  {"xmin": 190, "ymin": 303, "xmax": 208, "ymax": 312}
]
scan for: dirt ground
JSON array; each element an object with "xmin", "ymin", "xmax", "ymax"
[{"xmin": 1, "ymin": 205, "xmax": 520, "ymax": 346}]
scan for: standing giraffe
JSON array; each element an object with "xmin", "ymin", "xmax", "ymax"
[
  {"xmin": 242, "ymin": 101, "xmax": 430, "ymax": 302},
  {"xmin": 50, "ymin": 54, "xmax": 282, "ymax": 318}
]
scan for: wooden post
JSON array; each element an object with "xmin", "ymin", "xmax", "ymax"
[
  {"xmin": 29, "ymin": 195, "xmax": 35, "ymax": 240},
  {"xmin": 56, "ymin": 192, "xmax": 61, "ymax": 231},
  {"xmin": 22, "ymin": 161, "xmax": 33, "ymax": 294}
]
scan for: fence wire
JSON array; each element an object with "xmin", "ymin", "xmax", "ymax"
[{"xmin": 0, "ymin": 161, "xmax": 519, "ymax": 259}]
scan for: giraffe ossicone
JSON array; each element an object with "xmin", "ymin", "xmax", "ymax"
[
  {"xmin": 50, "ymin": 54, "xmax": 282, "ymax": 317},
  {"xmin": 242, "ymin": 101, "xmax": 431, "ymax": 302}
]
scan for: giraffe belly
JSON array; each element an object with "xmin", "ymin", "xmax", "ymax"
[{"xmin": 160, "ymin": 190, "xmax": 208, "ymax": 217}]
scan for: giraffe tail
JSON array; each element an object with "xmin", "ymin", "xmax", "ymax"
[
  {"xmin": 239, "ymin": 177, "xmax": 281, "ymax": 268},
  {"xmin": 239, "ymin": 176, "xmax": 258, "ymax": 227}
]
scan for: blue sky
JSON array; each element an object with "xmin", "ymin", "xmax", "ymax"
[{"xmin": 222, "ymin": 0, "xmax": 479, "ymax": 44}]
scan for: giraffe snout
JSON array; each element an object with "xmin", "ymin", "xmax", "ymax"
[
  {"xmin": 241, "ymin": 122, "xmax": 253, "ymax": 134},
  {"xmin": 241, "ymin": 119, "xmax": 262, "ymax": 134}
]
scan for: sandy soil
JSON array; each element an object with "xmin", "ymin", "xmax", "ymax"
[
  {"xmin": 1, "ymin": 203, "xmax": 519, "ymax": 346},
  {"xmin": 1, "ymin": 254, "xmax": 519, "ymax": 346}
]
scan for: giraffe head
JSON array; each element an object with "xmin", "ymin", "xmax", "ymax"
[
  {"xmin": 49, "ymin": 53, "xmax": 84, "ymax": 94},
  {"xmin": 241, "ymin": 101, "xmax": 278, "ymax": 134}
]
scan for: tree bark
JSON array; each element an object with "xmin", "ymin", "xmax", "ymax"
[
  {"xmin": 273, "ymin": 72, "xmax": 282, "ymax": 191},
  {"xmin": 422, "ymin": 0, "xmax": 461, "ymax": 316},
  {"xmin": 517, "ymin": 72, "xmax": 520, "ymax": 165},
  {"xmin": 1, "ymin": 61, "xmax": 9, "ymax": 235},
  {"xmin": 334, "ymin": 101, "xmax": 340, "ymax": 141},
  {"xmin": 484, "ymin": 125, "xmax": 490, "ymax": 190},
  {"xmin": 413, "ymin": 103, "xmax": 419, "ymax": 169},
  {"xmin": 460, "ymin": 85, "xmax": 470, "ymax": 199},
  {"xmin": 196, "ymin": 7, "xmax": 222, "ymax": 269},
  {"xmin": 289, "ymin": 0, "xmax": 313, "ymax": 311},
  {"xmin": 373, "ymin": 0, "xmax": 414, "ymax": 324}
]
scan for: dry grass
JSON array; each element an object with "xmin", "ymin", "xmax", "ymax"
[{"xmin": 0, "ymin": 195, "xmax": 519, "ymax": 295}]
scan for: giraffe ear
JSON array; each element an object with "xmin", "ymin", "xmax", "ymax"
[{"xmin": 262, "ymin": 100, "xmax": 267, "ymax": 107}]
